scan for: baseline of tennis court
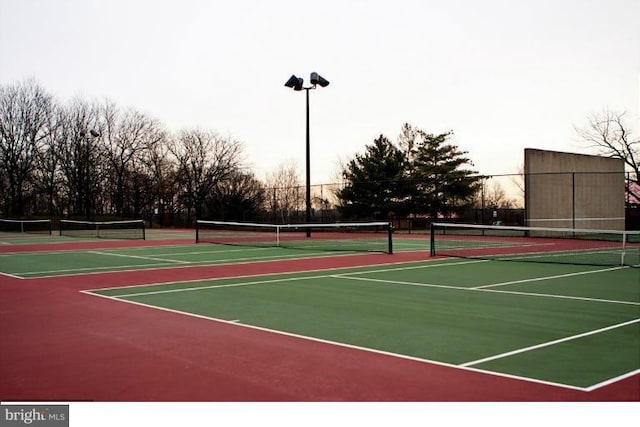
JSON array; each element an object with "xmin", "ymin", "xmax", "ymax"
[{"xmin": 85, "ymin": 258, "xmax": 640, "ymax": 390}]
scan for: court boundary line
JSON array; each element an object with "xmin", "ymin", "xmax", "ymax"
[
  {"xmin": 81, "ymin": 289, "xmax": 590, "ymax": 392},
  {"xmin": 0, "ymin": 271, "xmax": 24, "ymax": 279},
  {"xmin": 90, "ymin": 259, "xmax": 639, "ymax": 307},
  {"xmin": 494, "ymin": 249, "xmax": 640, "ymax": 268},
  {"xmin": 12, "ymin": 250, "xmax": 354, "ymax": 278},
  {"xmin": 449, "ymin": 246, "xmax": 640, "ymax": 266},
  {"xmin": 335, "ymin": 274, "xmax": 639, "ymax": 306},
  {"xmin": 87, "ymin": 250, "xmax": 191, "ymax": 264},
  {"xmin": 111, "ymin": 274, "xmax": 325, "ymax": 298},
  {"xmin": 471, "ymin": 266, "xmax": 628, "ymax": 289},
  {"xmin": 460, "ymin": 318, "xmax": 640, "ymax": 367},
  {"xmin": 585, "ymin": 368, "xmax": 640, "ymax": 391},
  {"xmin": 0, "ymin": 244, "xmax": 274, "ymax": 257},
  {"xmin": 106, "ymin": 246, "xmax": 275, "ymax": 257}
]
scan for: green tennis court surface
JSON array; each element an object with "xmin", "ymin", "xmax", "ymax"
[
  {"xmin": 0, "ymin": 245, "xmax": 333, "ymax": 277},
  {"xmin": 0, "ymin": 228, "xmax": 194, "ymax": 245},
  {"xmin": 86, "ymin": 258, "xmax": 640, "ymax": 390},
  {"xmin": 0, "ymin": 237, "xmax": 429, "ymax": 278}
]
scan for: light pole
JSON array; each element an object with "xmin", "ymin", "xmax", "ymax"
[{"xmin": 284, "ymin": 72, "xmax": 329, "ymax": 236}]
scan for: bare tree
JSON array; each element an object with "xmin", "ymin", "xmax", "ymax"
[
  {"xmin": 486, "ymin": 182, "xmax": 518, "ymax": 208},
  {"xmin": 575, "ymin": 110, "xmax": 639, "ymax": 202},
  {"xmin": 511, "ymin": 165, "xmax": 525, "ymax": 205},
  {"xmin": 142, "ymin": 138, "xmax": 178, "ymax": 226},
  {"xmin": 33, "ymin": 102, "xmax": 65, "ymax": 215},
  {"xmin": 208, "ymin": 171, "xmax": 266, "ymax": 221},
  {"xmin": 101, "ymin": 101, "xmax": 165, "ymax": 217},
  {"xmin": 264, "ymin": 160, "xmax": 303, "ymax": 223},
  {"xmin": 0, "ymin": 79, "xmax": 54, "ymax": 216},
  {"xmin": 57, "ymin": 98, "xmax": 104, "ymax": 218},
  {"xmin": 170, "ymin": 128, "xmax": 244, "ymax": 223}
]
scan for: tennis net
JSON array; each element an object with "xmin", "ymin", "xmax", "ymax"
[
  {"xmin": 430, "ymin": 222, "xmax": 640, "ymax": 267},
  {"xmin": 0, "ymin": 219, "xmax": 52, "ymax": 235},
  {"xmin": 196, "ymin": 220, "xmax": 393, "ymax": 253},
  {"xmin": 60, "ymin": 219, "xmax": 146, "ymax": 239}
]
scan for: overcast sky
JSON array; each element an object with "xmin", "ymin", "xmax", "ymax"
[{"xmin": 1, "ymin": 0, "xmax": 638, "ymax": 184}]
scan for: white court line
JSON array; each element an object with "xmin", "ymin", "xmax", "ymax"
[
  {"xmin": 333, "ymin": 274, "xmax": 640, "ymax": 306},
  {"xmin": 112, "ymin": 246, "xmax": 274, "ymax": 256},
  {"xmin": 86, "ymin": 257, "xmax": 450, "ymax": 293},
  {"xmin": 471, "ymin": 266, "xmax": 628, "ymax": 289},
  {"xmin": 585, "ymin": 368, "xmax": 640, "ymax": 391},
  {"xmin": 0, "ymin": 271, "xmax": 24, "ymax": 279},
  {"xmin": 335, "ymin": 258, "xmax": 489, "ymax": 274},
  {"xmin": 0, "ymin": 245, "xmax": 270, "ymax": 260},
  {"xmin": 112, "ymin": 274, "xmax": 328, "ymax": 298},
  {"xmin": 87, "ymin": 250, "xmax": 190, "ymax": 264},
  {"xmin": 19, "ymin": 250, "xmax": 342, "ymax": 277},
  {"xmin": 331, "ymin": 274, "xmax": 464, "ymax": 292},
  {"xmin": 443, "ymin": 242, "xmax": 557, "ymax": 252},
  {"xmin": 496, "ymin": 248, "xmax": 633, "ymax": 262},
  {"xmin": 100, "ymin": 258, "xmax": 639, "ymax": 307},
  {"xmin": 460, "ymin": 318, "xmax": 640, "ymax": 367},
  {"xmin": 478, "ymin": 287, "xmax": 640, "ymax": 306},
  {"xmin": 20, "ymin": 262, "xmax": 178, "ymax": 276},
  {"xmin": 100, "ymin": 259, "xmax": 489, "ymax": 297}
]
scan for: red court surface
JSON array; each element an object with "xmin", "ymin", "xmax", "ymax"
[{"xmin": 1, "ymin": 239, "xmax": 638, "ymax": 402}]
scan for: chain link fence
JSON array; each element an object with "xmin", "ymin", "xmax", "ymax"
[{"xmin": 260, "ymin": 172, "xmax": 638, "ymax": 230}]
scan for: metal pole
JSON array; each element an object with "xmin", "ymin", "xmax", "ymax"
[
  {"xmin": 85, "ymin": 136, "xmax": 91, "ymax": 221},
  {"xmin": 572, "ymin": 172, "xmax": 576, "ymax": 231},
  {"xmin": 305, "ymin": 88, "xmax": 311, "ymax": 237}
]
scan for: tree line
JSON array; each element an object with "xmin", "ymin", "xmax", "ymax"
[
  {"xmin": 1, "ymin": 79, "xmax": 495, "ymax": 225},
  {"xmin": 0, "ymin": 79, "xmax": 266, "ymax": 225},
  {"xmin": 3, "ymin": 79, "xmax": 634, "ymax": 226}
]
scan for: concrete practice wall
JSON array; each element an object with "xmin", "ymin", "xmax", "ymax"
[{"xmin": 524, "ymin": 149, "xmax": 625, "ymax": 230}]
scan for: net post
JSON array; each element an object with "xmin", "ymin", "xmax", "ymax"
[
  {"xmin": 429, "ymin": 222, "xmax": 436, "ymax": 257},
  {"xmin": 621, "ymin": 230, "xmax": 627, "ymax": 266},
  {"xmin": 141, "ymin": 220, "xmax": 146, "ymax": 240},
  {"xmin": 195, "ymin": 220, "xmax": 200, "ymax": 243},
  {"xmin": 387, "ymin": 222, "xmax": 393, "ymax": 254}
]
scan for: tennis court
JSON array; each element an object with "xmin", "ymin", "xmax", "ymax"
[
  {"xmin": 0, "ymin": 220, "xmax": 638, "ymax": 401},
  {"xmin": 85, "ymin": 258, "xmax": 639, "ymax": 391}
]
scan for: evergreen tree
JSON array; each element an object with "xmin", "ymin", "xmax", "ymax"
[
  {"xmin": 337, "ymin": 124, "xmax": 480, "ymax": 220},
  {"xmin": 337, "ymin": 135, "xmax": 406, "ymax": 219},
  {"xmin": 407, "ymin": 125, "xmax": 480, "ymax": 218}
]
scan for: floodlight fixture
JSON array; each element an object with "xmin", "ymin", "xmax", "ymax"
[
  {"xmin": 310, "ymin": 72, "xmax": 329, "ymax": 87},
  {"xmin": 284, "ymin": 75, "xmax": 304, "ymax": 91}
]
